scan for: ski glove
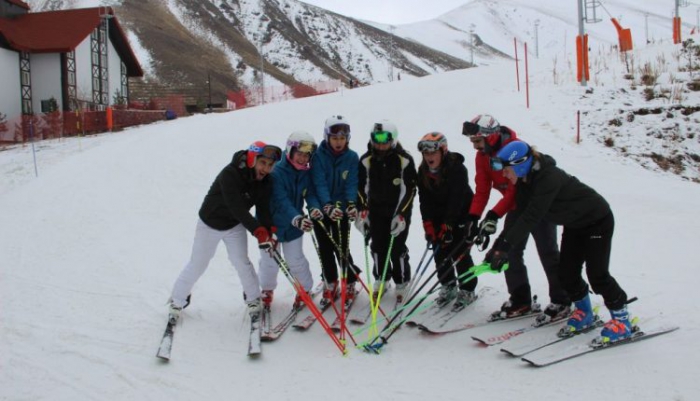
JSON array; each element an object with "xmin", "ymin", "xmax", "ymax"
[
  {"xmin": 485, "ymin": 236, "xmax": 510, "ymax": 272},
  {"xmin": 253, "ymin": 226, "xmax": 278, "ymax": 252},
  {"xmin": 479, "ymin": 210, "xmax": 500, "ymax": 236},
  {"xmin": 346, "ymin": 202, "xmax": 358, "ymax": 222},
  {"xmin": 438, "ymin": 223, "xmax": 453, "ymax": 245},
  {"xmin": 390, "ymin": 215, "xmax": 406, "ymax": 236},
  {"xmin": 309, "ymin": 208, "xmax": 324, "ymax": 221},
  {"xmin": 423, "ymin": 220, "xmax": 436, "ymax": 243},
  {"xmin": 354, "ymin": 210, "xmax": 370, "ymax": 236},
  {"xmin": 323, "ymin": 203, "xmax": 344, "ymax": 222},
  {"xmin": 465, "ymin": 214, "xmax": 480, "ymax": 241},
  {"xmin": 292, "ymin": 215, "xmax": 314, "ymax": 232}
]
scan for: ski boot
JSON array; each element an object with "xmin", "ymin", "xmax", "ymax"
[
  {"xmin": 535, "ymin": 302, "xmax": 572, "ymax": 326},
  {"xmin": 559, "ymin": 294, "xmax": 597, "ymax": 337},
  {"xmin": 247, "ymin": 298, "xmax": 262, "ymax": 321},
  {"xmin": 261, "ymin": 290, "xmax": 274, "ymax": 308},
  {"xmin": 320, "ymin": 280, "xmax": 338, "ymax": 308},
  {"xmin": 598, "ymin": 305, "xmax": 635, "ymax": 345},
  {"xmin": 489, "ymin": 298, "xmax": 534, "ymax": 321},
  {"xmin": 372, "ymin": 280, "xmax": 391, "ymax": 302},
  {"xmin": 168, "ymin": 303, "xmax": 182, "ymax": 324},
  {"xmin": 343, "ymin": 282, "xmax": 358, "ymax": 306},
  {"xmin": 452, "ymin": 289, "xmax": 477, "ymax": 312},
  {"xmin": 435, "ymin": 285, "xmax": 457, "ymax": 308},
  {"xmin": 395, "ymin": 282, "xmax": 409, "ymax": 304}
]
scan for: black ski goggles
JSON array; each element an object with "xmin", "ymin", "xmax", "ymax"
[{"xmin": 328, "ymin": 124, "xmax": 350, "ymax": 136}]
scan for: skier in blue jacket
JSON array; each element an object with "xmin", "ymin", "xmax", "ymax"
[
  {"xmin": 310, "ymin": 115, "xmax": 361, "ymax": 305},
  {"xmin": 258, "ymin": 131, "xmax": 321, "ymax": 308}
]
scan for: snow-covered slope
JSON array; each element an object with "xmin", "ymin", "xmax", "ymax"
[{"xmin": 1, "ymin": 28, "xmax": 699, "ymax": 401}]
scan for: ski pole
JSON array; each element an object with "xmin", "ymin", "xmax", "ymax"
[
  {"xmin": 271, "ymin": 249, "xmax": 347, "ymax": 355},
  {"xmin": 315, "ymin": 218, "xmax": 388, "ymax": 319},
  {"xmin": 369, "ymin": 235, "xmax": 394, "ymax": 338},
  {"xmin": 363, "ymin": 261, "xmax": 509, "ymax": 353},
  {"xmin": 357, "ymin": 235, "xmax": 476, "ymax": 351},
  {"xmin": 404, "ymin": 242, "xmax": 437, "ymax": 301}
]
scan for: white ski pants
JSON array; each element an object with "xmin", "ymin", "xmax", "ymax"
[
  {"xmin": 170, "ymin": 219, "xmax": 261, "ymax": 308},
  {"xmin": 258, "ymin": 236, "xmax": 313, "ymax": 292}
]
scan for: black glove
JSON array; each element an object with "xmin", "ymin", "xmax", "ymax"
[
  {"xmin": 479, "ymin": 210, "xmax": 500, "ymax": 236},
  {"xmin": 485, "ymin": 236, "xmax": 511, "ymax": 272},
  {"xmin": 465, "ymin": 214, "xmax": 479, "ymax": 241}
]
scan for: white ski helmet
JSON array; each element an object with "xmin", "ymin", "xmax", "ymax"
[
  {"xmin": 324, "ymin": 115, "xmax": 351, "ymax": 142},
  {"xmin": 370, "ymin": 119, "xmax": 398, "ymax": 148},
  {"xmin": 470, "ymin": 114, "xmax": 501, "ymax": 135},
  {"xmin": 285, "ymin": 131, "xmax": 317, "ymax": 170}
]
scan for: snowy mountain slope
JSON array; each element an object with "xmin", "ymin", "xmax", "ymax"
[
  {"xmin": 24, "ymin": 0, "xmax": 470, "ymax": 102},
  {"xmin": 1, "ymin": 37, "xmax": 699, "ymax": 400}
]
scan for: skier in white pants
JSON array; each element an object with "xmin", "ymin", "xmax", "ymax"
[
  {"xmin": 168, "ymin": 141, "xmax": 282, "ymax": 321},
  {"xmin": 258, "ymin": 131, "xmax": 321, "ymax": 307}
]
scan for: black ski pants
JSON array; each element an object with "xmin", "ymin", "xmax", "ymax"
[
  {"xmin": 369, "ymin": 208, "xmax": 411, "ymax": 285},
  {"xmin": 312, "ymin": 215, "xmax": 360, "ymax": 285},
  {"xmin": 503, "ymin": 212, "xmax": 568, "ymax": 305},
  {"xmin": 559, "ymin": 212, "xmax": 628, "ymax": 310},
  {"xmin": 435, "ymin": 226, "xmax": 477, "ymax": 291}
]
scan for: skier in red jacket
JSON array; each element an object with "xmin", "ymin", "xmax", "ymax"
[{"xmin": 462, "ymin": 114, "xmax": 570, "ymax": 323}]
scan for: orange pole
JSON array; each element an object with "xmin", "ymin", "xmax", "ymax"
[
  {"xmin": 106, "ymin": 106, "xmax": 113, "ymax": 131},
  {"xmin": 514, "ymin": 38, "xmax": 520, "ymax": 92},
  {"xmin": 524, "ymin": 42, "xmax": 529, "ymax": 109}
]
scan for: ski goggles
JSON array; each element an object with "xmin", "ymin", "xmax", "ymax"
[
  {"xmin": 249, "ymin": 144, "xmax": 282, "ymax": 162},
  {"xmin": 328, "ymin": 123, "xmax": 350, "ymax": 136},
  {"xmin": 417, "ymin": 140, "xmax": 441, "ymax": 153},
  {"xmin": 490, "ymin": 154, "xmax": 530, "ymax": 171},
  {"xmin": 370, "ymin": 130, "xmax": 394, "ymax": 144},
  {"xmin": 292, "ymin": 140, "xmax": 317, "ymax": 154}
]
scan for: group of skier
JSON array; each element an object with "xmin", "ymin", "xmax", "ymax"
[{"xmin": 165, "ymin": 113, "xmax": 635, "ymax": 346}]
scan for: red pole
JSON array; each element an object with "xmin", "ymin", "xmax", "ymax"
[
  {"xmin": 514, "ymin": 38, "xmax": 520, "ymax": 92},
  {"xmin": 524, "ymin": 42, "xmax": 530, "ymax": 109},
  {"xmin": 577, "ymin": 110, "xmax": 581, "ymax": 144}
]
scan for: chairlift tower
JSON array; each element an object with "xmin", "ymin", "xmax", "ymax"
[
  {"xmin": 576, "ymin": 0, "xmax": 603, "ymax": 87},
  {"xmin": 388, "ymin": 25, "xmax": 395, "ymax": 82}
]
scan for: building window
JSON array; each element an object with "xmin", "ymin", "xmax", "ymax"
[
  {"xmin": 19, "ymin": 52, "xmax": 32, "ymax": 115},
  {"xmin": 120, "ymin": 61, "xmax": 129, "ymax": 103}
]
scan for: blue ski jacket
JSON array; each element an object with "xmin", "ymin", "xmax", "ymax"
[
  {"xmin": 269, "ymin": 156, "xmax": 321, "ymax": 243},
  {"xmin": 310, "ymin": 140, "xmax": 359, "ymax": 209}
]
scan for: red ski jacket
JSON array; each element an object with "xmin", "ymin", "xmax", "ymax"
[{"xmin": 468, "ymin": 127, "xmax": 519, "ymax": 218}]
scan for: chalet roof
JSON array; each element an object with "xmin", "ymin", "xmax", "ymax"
[
  {"xmin": 0, "ymin": 7, "xmax": 143, "ymax": 76},
  {"xmin": 6, "ymin": 0, "xmax": 30, "ymax": 10}
]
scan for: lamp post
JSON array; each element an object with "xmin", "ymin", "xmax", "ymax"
[
  {"xmin": 534, "ymin": 19, "xmax": 540, "ymax": 58},
  {"xmin": 207, "ymin": 72, "xmax": 212, "ymax": 112},
  {"xmin": 469, "ymin": 24, "xmax": 475, "ymax": 64}
]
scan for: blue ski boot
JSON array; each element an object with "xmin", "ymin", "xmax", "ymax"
[
  {"xmin": 562, "ymin": 294, "xmax": 595, "ymax": 336},
  {"xmin": 599, "ymin": 306, "xmax": 633, "ymax": 344}
]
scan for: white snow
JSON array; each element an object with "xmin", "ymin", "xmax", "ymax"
[{"xmin": 2, "ymin": 19, "xmax": 700, "ymax": 401}]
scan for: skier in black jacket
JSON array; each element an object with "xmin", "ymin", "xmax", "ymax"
[
  {"xmin": 355, "ymin": 120, "xmax": 417, "ymax": 301},
  {"xmin": 485, "ymin": 140, "xmax": 633, "ymax": 344},
  {"xmin": 168, "ymin": 142, "xmax": 282, "ymax": 323},
  {"xmin": 416, "ymin": 132, "xmax": 477, "ymax": 310}
]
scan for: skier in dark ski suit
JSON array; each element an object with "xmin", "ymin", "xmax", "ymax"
[
  {"xmin": 486, "ymin": 140, "xmax": 633, "ymax": 342},
  {"xmin": 416, "ymin": 132, "xmax": 477, "ymax": 309},
  {"xmin": 356, "ymin": 120, "xmax": 416, "ymax": 299}
]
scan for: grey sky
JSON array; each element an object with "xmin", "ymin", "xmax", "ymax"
[{"xmin": 300, "ymin": 0, "xmax": 469, "ymax": 25}]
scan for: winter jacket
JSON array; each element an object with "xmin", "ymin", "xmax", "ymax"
[
  {"xmin": 503, "ymin": 154, "xmax": 611, "ymax": 246},
  {"xmin": 269, "ymin": 155, "xmax": 321, "ymax": 243},
  {"xmin": 468, "ymin": 126, "xmax": 519, "ymax": 218},
  {"xmin": 417, "ymin": 152, "xmax": 474, "ymax": 226},
  {"xmin": 357, "ymin": 142, "xmax": 417, "ymax": 218},
  {"xmin": 198, "ymin": 150, "xmax": 273, "ymax": 232},
  {"xmin": 310, "ymin": 140, "xmax": 359, "ymax": 209}
]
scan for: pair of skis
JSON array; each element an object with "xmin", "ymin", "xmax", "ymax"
[{"xmin": 471, "ymin": 312, "xmax": 679, "ymax": 367}]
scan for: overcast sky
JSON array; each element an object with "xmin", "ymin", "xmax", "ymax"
[{"xmin": 300, "ymin": 0, "xmax": 469, "ymax": 25}]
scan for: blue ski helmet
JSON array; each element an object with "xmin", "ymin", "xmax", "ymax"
[{"xmin": 494, "ymin": 140, "xmax": 533, "ymax": 177}]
